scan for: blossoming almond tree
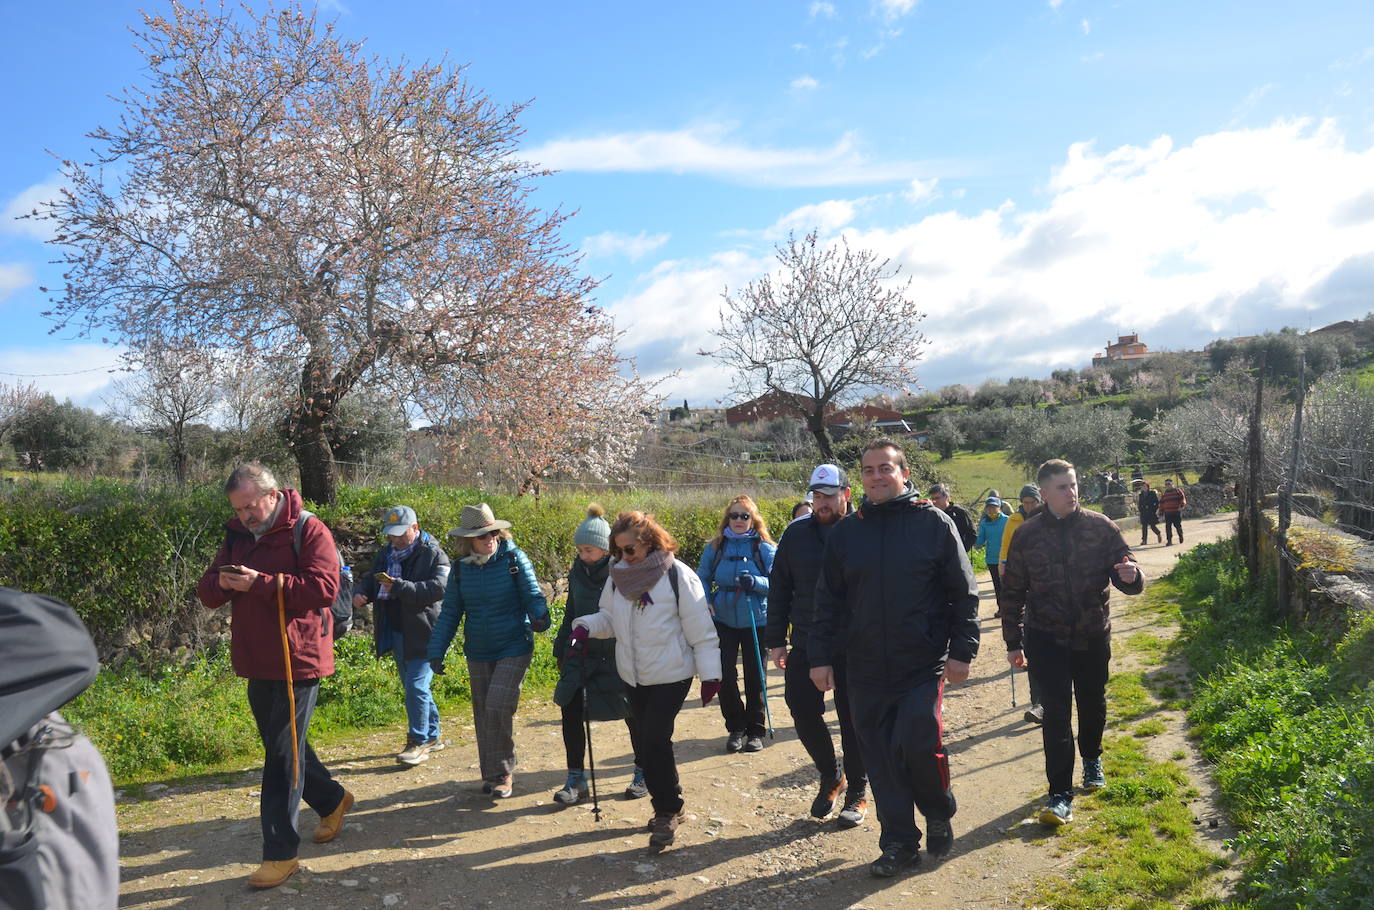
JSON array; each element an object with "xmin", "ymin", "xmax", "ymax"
[{"xmin": 37, "ymin": 1, "xmax": 651, "ymax": 502}]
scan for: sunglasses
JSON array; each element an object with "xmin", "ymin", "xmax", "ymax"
[
  {"xmin": 620, "ymin": 544, "xmax": 653, "ymax": 557},
  {"xmin": 727, "ymin": 512, "xmax": 751, "ymax": 521},
  {"xmin": 474, "ymin": 529, "xmax": 501, "ymax": 541}
]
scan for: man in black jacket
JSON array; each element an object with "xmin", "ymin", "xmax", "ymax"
[
  {"xmin": 810, "ymin": 440, "xmax": 981, "ymax": 877},
  {"xmin": 353, "ymin": 505, "xmax": 452, "ymax": 766},
  {"xmin": 928, "ymin": 483, "xmax": 977, "ymax": 552},
  {"xmin": 765, "ymin": 463, "xmax": 868, "ymax": 827}
]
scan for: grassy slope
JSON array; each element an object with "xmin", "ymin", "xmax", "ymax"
[{"xmin": 938, "ymin": 449, "xmax": 1029, "ymax": 503}]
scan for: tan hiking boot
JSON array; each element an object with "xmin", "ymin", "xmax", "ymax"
[
  {"xmin": 312, "ymin": 790, "xmax": 354, "ymax": 843},
  {"xmin": 248, "ymin": 858, "xmax": 299, "ymax": 888}
]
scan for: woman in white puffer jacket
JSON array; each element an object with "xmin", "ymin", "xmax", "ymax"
[{"xmin": 569, "ymin": 510, "xmax": 720, "ymax": 853}]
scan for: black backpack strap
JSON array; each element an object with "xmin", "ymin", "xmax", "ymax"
[
  {"xmin": 294, "ymin": 509, "xmax": 314, "ymax": 557},
  {"xmin": 668, "ymin": 561, "xmax": 680, "ymax": 605}
]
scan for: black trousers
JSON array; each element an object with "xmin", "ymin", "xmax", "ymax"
[
  {"xmin": 246, "ymin": 679, "xmax": 347, "ymax": 861},
  {"xmin": 716, "ymin": 623, "xmax": 767, "ymax": 737},
  {"xmin": 559, "ymin": 688, "xmax": 639, "ymax": 771},
  {"xmin": 625, "ymin": 678, "xmax": 691, "ymax": 815},
  {"xmin": 1023, "ymin": 627, "xmax": 1110, "ymax": 796},
  {"xmin": 987, "ymin": 563, "xmax": 1003, "ymax": 600},
  {"xmin": 1140, "ymin": 512, "xmax": 1161, "ymax": 543},
  {"xmin": 1163, "ymin": 512, "xmax": 1183, "ymax": 543},
  {"xmin": 783, "ymin": 646, "xmax": 866, "ymax": 790},
  {"xmin": 848, "ymin": 677, "xmax": 954, "ymax": 851}
]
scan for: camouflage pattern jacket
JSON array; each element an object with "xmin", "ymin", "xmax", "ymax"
[{"xmin": 998, "ymin": 506, "xmax": 1144, "ymax": 651}]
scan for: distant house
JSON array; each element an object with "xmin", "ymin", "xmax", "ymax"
[
  {"xmin": 725, "ymin": 390, "xmax": 823, "ymax": 426},
  {"xmin": 825, "ymin": 404, "xmax": 912, "ymax": 435},
  {"xmin": 1092, "ymin": 333, "xmax": 1149, "ymax": 366}
]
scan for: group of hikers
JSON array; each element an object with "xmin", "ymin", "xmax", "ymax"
[{"xmin": 186, "ymin": 443, "xmax": 1171, "ymax": 890}]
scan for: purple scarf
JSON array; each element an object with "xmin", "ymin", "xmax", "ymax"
[{"xmin": 609, "ymin": 548, "xmax": 673, "ymax": 606}]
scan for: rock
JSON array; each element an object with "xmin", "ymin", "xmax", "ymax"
[
  {"xmin": 341, "ymin": 879, "xmax": 360, "ymax": 887},
  {"xmin": 633, "ymin": 863, "xmax": 658, "ymax": 874},
  {"xmin": 383, "ymin": 894, "xmax": 401, "ymax": 907}
]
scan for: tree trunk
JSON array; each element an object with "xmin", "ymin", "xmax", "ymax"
[
  {"xmin": 294, "ymin": 412, "xmax": 338, "ymax": 505},
  {"xmin": 806, "ymin": 410, "xmax": 834, "ymax": 462}
]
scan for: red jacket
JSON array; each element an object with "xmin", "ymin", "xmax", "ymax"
[
  {"xmin": 1158, "ymin": 487, "xmax": 1187, "ymax": 514},
  {"xmin": 196, "ymin": 489, "xmax": 339, "ymax": 681}
]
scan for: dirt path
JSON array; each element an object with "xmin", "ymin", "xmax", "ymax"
[{"xmin": 116, "ymin": 515, "xmax": 1236, "ymax": 909}]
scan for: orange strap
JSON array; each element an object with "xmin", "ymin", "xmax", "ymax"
[{"xmin": 276, "ymin": 574, "xmax": 300, "ymax": 791}]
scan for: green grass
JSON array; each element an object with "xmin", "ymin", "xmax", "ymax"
[{"xmin": 939, "ymin": 449, "xmax": 1027, "ymax": 502}]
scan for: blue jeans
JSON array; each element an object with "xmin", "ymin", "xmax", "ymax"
[{"xmin": 392, "ymin": 629, "xmax": 440, "ymax": 743}]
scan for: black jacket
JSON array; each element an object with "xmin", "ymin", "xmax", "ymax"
[
  {"xmin": 764, "ymin": 514, "xmax": 838, "ymax": 650},
  {"xmin": 360, "ymin": 533, "xmax": 452, "ymax": 661},
  {"xmin": 941, "ymin": 503, "xmax": 978, "ymax": 552},
  {"xmin": 809, "ymin": 487, "xmax": 981, "ymax": 690},
  {"xmin": 554, "ymin": 556, "xmax": 614, "ymax": 661},
  {"xmin": 1137, "ymin": 489, "xmax": 1160, "ymax": 519}
]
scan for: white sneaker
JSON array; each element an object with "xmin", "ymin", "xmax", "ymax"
[{"xmin": 397, "ymin": 740, "xmax": 431, "ymax": 765}]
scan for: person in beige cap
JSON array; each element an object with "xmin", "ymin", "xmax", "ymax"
[{"xmin": 427, "ymin": 504, "xmax": 549, "ymax": 798}]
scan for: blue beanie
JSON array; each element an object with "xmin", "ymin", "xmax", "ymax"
[{"xmin": 574, "ymin": 503, "xmax": 611, "ymax": 550}]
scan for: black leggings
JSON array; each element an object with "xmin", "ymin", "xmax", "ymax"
[{"xmin": 559, "ymin": 687, "xmax": 638, "ymax": 771}]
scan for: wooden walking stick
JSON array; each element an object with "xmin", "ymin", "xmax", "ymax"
[{"xmin": 276, "ymin": 575, "xmax": 301, "ymax": 793}]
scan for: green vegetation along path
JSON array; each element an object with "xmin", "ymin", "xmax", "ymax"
[{"xmin": 116, "ymin": 515, "xmax": 1236, "ymax": 909}]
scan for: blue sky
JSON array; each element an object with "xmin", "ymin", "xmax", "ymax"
[{"xmin": 3, "ymin": 0, "xmax": 1373, "ymax": 407}]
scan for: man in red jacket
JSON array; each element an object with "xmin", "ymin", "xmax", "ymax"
[{"xmin": 196, "ymin": 462, "xmax": 353, "ymax": 889}]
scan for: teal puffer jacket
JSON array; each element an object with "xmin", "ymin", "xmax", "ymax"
[
  {"xmin": 697, "ymin": 534, "xmax": 776, "ymax": 629},
  {"xmin": 427, "ymin": 538, "xmax": 549, "ymax": 663}
]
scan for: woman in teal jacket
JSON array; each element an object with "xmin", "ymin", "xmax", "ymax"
[
  {"xmin": 973, "ymin": 496, "xmax": 1010, "ymax": 600},
  {"xmin": 428, "ymin": 503, "xmax": 549, "ymax": 798},
  {"xmin": 697, "ymin": 495, "xmax": 777, "ymax": 754}
]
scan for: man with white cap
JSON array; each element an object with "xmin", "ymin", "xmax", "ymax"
[
  {"xmin": 353, "ymin": 505, "xmax": 451, "ymax": 766},
  {"xmin": 764, "ymin": 463, "xmax": 869, "ymax": 827}
]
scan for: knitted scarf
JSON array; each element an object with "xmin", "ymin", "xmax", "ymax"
[
  {"xmin": 379, "ymin": 532, "xmax": 426, "ymax": 599},
  {"xmin": 609, "ymin": 548, "xmax": 673, "ymax": 606}
]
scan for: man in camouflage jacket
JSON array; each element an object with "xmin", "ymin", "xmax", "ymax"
[{"xmin": 998, "ymin": 458, "xmax": 1143, "ymax": 827}]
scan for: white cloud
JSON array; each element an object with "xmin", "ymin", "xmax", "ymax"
[
  {"xmin": 792, "ymin": 42, "xmax": 810, "ymax": 52},
  {"xmin": 1230, "ymin": 83, "xmax": 1274, "ymax": 125},
  {"xmin": 0, "ymin": 264, "xmax": 33, "ymax": 302},
  {"xmin": 791, "ymin": 75, "xmax": 820, "ymax": 90},
  {"xmin": 876, "ymin": 0, "xmax": 917, "ymax": 19},
  {"xmin": 1048, "ymin": 0, "xmax": 1064, "ymax": 8},
  {"xmin": 768, "ymin": 199, "xmax": 861, "ymax": 237},
  {"xmin": 582, "ymin": 230, "xmax": 670, "ymax": 261},
  {"xmin": 526, "ymin": 124, "xmax": 925, "ymax": 187},
  {"xmin": 0, "ymin": 343, "xmax": 125, "ymax": 405},
  {"xmin": 609, "ymin": 119, "xmax": 1374, "ymax": 402},
  {"xmin": 904, "ymin": 177, "xmax": 939, "ymax": 203},
  {"xmin": 809, "ymin": 1, "xmax": 836, "ymax": 19},
  {"xmin": 1080, "ymin": 18, "xmax": 1091, "ymax": 35},
  {"xmin": 2, "ymin": 175, "xmax": 66, "ymax": 241}
]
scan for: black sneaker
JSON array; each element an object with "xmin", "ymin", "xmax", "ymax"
[
  {"xmin": 925, "ymin": 817, "xmax": 954, "ymax": 856},
  {"xmin": 1039, "ymin": 791, "xmax": 1074, "ymax": 826},
  {"xmin": 1082, "ymin": 756, "xmax": 1106, "ymax": 791},
  {"xmin": 743, "ymin": 735, "xmax": 764, "ymax": 753},
  {"xmin": 725, "ymin": 731, "xmax": 746, "ymax": 753},
  {"xmin": 869, "ymin": 843, "xmax": 920, "ymax": 877},
  {"xmin": 1024, "ymin": 703, "xmax": 1044, "ymax": 725},
  {"xmin": 810, "ymin": 775, "xmax": 845, "ymax": 818},
  {"xmin": 837, "ymin": 793, "xmax": 868, "ymax": 828}
]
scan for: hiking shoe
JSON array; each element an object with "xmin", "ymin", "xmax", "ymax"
[
  {"xmin": 837, "ymin": 794, "xmax": 868, "ymax": 828},
  {"xmin": 743, "ymin": 735, "xmax": 765, "ymax": 753},
  {"xmin": 397, "ymin": 739, "xmax": 431, "ymax": 766},
  {"xmin": 423, "ymin": 737, "xmax": 446, "ymax": 752},
  {"xmin": 925, "ymin": 817, "xmax": 954, "ymax": 856},
  {"xmin": 480, "ymin": 781, "xmax": 494, "ymax": 794},
  {"xmin": 248, "ymin": 858, "xmax": 299, "ymax": 889},
  {"xmin": 312, "ymin": 791, "xmax": 354, "ymax": 843},
  {"xmin": 869, "ymin": 843, "xmax": 920, "ymax": 877},
  {"xmin": 491, "ymin": 775, "xmax": 513, "ymax": 799},
  {"xmin": 1023, "ymin": 703, "xmax": 1044, "ymax": 725},
  {"xmin": 725, "ymin": 731, "xmax": 746, "ymax": 753},
  {"xmin": 647, "ymin": 811, "xmax": 684, "ymax": 851},
  {"xmin": 553, "ymin": 771, "xmax": 589, "ymax": 805},
  {"xmin": 624, "ymin": 766, "xmax": 648, "ymax": 800},
  {"xmin": 810, "ymin": 775, "xmax": 846, "ymax": 819},
  {"xmin": 1083, "ymin": 757, "xmax": 1106, "ymax": 791},
  {"xmin": 1039, "ymin": 792, "xmax": 1074, "ymax": 826}
]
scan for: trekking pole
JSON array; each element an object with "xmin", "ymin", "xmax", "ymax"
[
  {"xmin": 736, "ymin": 589, "xmax": 776, "ymax": 739},
  {"xmin": 276, "ymin": 575, "xmax": 301, "ymax": 794},
  {"xmin": 1009, "ymin": 663, "xmax": 1017, "ymax": 708},
  {"xmin": 581, "ymin": 678, "xmax": 602, "ymax": 822}
]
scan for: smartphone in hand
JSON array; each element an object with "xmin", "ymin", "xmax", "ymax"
[
  {"xmin": 375, "ymin": 572, "xmax": 395, "ymax": 584},
  {"xmin": 218, "ymin": 564, "xmax": 248, "ymax": 575}
]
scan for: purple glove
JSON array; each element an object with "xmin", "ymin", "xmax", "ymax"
[
  {"xmin": 568, "ymin": 625, "xmax": 589, "ymax": 651},
  {"xmin": 700, "ymin": 680, "xmax": 721, "ymax": 706}
]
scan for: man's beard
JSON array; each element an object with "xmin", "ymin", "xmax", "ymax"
[{"xmin": 814, "ymin": 506, "xmax": 843, "ymax": 526}]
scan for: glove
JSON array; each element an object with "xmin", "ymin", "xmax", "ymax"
[
  {"xmin": 429, "ymin": 657, "xmax": 446, "ymax": 676},
  {"xmin": 530, "ymin": 614, "xmax": 550, "ymax": 633},
  {"xmin": 736, "ymin": 573, "xmax": 756, "ymax": 593},
  {"xmin": 700, "ymin": 680, "xmax": 721, "ymax": 706},
  {"xmin": 568, "ymin": 625, "xmax": 589, "ymax": 651}
]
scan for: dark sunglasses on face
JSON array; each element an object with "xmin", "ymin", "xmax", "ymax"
[
  {"xmin": 620, "ymin": 544, "xmax": 643, "ymax": 557},
  {"xmin": 475, "ymin": 529, "xmax": 501, "ymax": 541},
  {"xmin": 727, "ymin": 512, "xmax": 751, "ymax": 521}
]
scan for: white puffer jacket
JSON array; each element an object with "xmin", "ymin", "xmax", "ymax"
[{"xmin": 574, "ymin": 559, "xmax": 722, "ymax": 687}]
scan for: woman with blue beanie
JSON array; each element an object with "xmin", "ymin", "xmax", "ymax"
[
  {"xmin": 551, "ymin": 505, "xmax": 645, "ymax": 804},
  {"xmin": 697, "ymin": 495, "xmax": 777, "ymax": 753}
]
